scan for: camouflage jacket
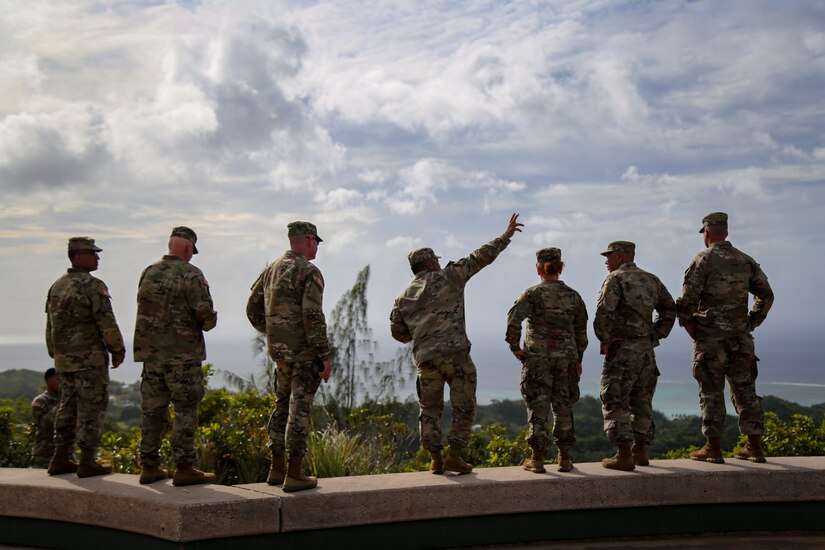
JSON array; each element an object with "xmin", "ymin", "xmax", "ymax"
[
  {"xmin": 677, "ymin": 241, "xmax": 773, "ymax": 337},
  {"xmin": 390, "ymin": 234, "xmax": 511, "ymax": 365},
  {"xmin": 505, "ymin": 280, "xmax": 588, "ymax": 361},
  {"xmin": 246, "ymin": 250, "xmax": 331, "ymax": 363},
  {"xmin": 134, "ymin": 255, "xmax": 217, "ymax": 363},
  {"xmin": 31, "ymin": 390, "xmax": 59, "ymax": 459},
  {"xmin": 594, "ymin": 262, "xmax": 676, "ymax": 348},
  {"xmin": 45, "ymin": 268, "xmax": 125, "ymax": 372}
]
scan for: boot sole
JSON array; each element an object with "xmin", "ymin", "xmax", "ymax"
[
  {"xmin": 172, "ymin": 479, "xmax": 214, "ymax": 486},
  {"xmin": 266, "ymin": 476, "xmax": 286, "ymax": 485},
  {"xmin": 734, "ymin": 455, "xmax": 766, "ymax": 463}
]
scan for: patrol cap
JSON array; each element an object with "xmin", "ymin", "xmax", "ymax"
[
  {"xmin": 408, "ymin": 247, "xmax": 440, "ymax": 267},
  {"xmin": 170, "ymin": 226, "xmax": 198, "ymax": 254},
  {"xmin": 287, "ymin": 221, "xmax": 323, "ymax": 242},
  {"xmin": 68, "ymin": 237, "xmax": 102, "ymax": 253},
  {"xmin": 536, "ymin": 247, "xmax": 562, "ymax": 262},
  {"xmin": 600, "ymin": 241, "xmax": 636, "ymax": 256},
  {"xmin": 700, "ymin": 212, "xmax": 728, "ymax": 233}
]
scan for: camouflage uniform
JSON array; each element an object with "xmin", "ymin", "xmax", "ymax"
[
  {"xmin": 506, "ymin": 254, "xmax": 588, "ymax": 451},
  {"xmin": 30, "ymin": 390, "xmax": 60, "ymax": 468},
  {"xmin": 46, "ymin": 240, "xmax": 125, "ymax": 451},
  {"xmin": 390, "ymin": 234, "xmax": 511, "ymax": 450},
  {"xmin": 247, "ymin": 227, "xmax": 330, "ymax": 460},
  {"xmin": 135, "ymin": 231, "xmax": 217, "ymax": 468},
  {"xmin": 595, "ymin": 244, "xmax": 675, "ymax": 447},
  {"xmin": 677, "ymin": 227, "xmax": 773, "ymax": 438}
]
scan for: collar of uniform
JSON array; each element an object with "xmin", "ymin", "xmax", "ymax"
[
  {"xmin": 162, "ymin": 255, "xmax": 184, "ymax": 261},
  {"xmin": 618, "ymin": 262, "xmax": 637, "ymax": 270},
  {"xmin": 67, "ymin": 267, "xmax": 89, "ymax": 273},
  {"xmin": 709, "ymin": 241, "xmax": 731, "ymax": 248}
]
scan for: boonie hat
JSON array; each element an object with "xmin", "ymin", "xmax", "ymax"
[
  {"xmin": 600, "ymin": 241, "xmax": 636, "ymax": 256},
  {"xmin": 699, "ymin": 212, "xmax": 728, "ymax": 233},
  {"xmin": 170, "ymin": 226, "xmax": 199, "ymax": 254},
  {"xmin": 68, "ymin": 237, "xmax": 102, "ymax": 253},
  {"xmin": 287, "ymin": 221, "xmax": 323, "ymax": 242},
  {"xmin": 536, "ymin": 247, "xmax": 562, "ymax": 262},
  {"xmin": 408, "ymin": 247, "xmax": 440, "ymax": 268}
]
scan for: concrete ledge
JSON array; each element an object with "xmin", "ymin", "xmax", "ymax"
[
  {"xmin": 0, "ymin": 468, "xmax": 280, "ymax": 542},
  {"xmin": 249, "ymin": 456, "xmax": 825, "ymax": 532},
  {"xmin": 1, "ymin": 457, "xmax": 824, "ymax": 548}
]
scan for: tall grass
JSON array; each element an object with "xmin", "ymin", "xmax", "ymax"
[{"xmin": 306, "ymin": 421, "xmax": 393, "ymax": 477}]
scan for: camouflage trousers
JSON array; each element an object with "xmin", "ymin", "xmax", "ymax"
[
  {"xmin": 268, "ymin": 359, "xmax": 322, "ymax": 459},
  {"xmin": 30, "ymin": 441, "xmax": 54, "ymax": 468},
  {"xmin": 417, "ymin": 349, "xmax": 477, "ymax": 451},
  {"xmin": 139, "ymin": 360, "xmax": 204, "ymax": 467},
  {"xmin": 521, "ymin": 356, "xmax": 579, "ymax": 450},
  {"xmin": 600, "ymin": 339, "xmax": 659, "ymax": 446},
  {"xmin": 54, "ymin": 368, "xmax": 109, "ymax": 449},
  {"xmin": 692, "ymin": 334, "xmax": 763, "ymax": 438}
]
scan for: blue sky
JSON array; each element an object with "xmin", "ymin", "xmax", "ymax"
[{"xmin": 1, "ymin": 0, "xmax": 824, "ymax": 385}]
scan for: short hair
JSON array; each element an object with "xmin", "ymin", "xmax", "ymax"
[
  {"xmin": 705, "ymin": 224, "xmax": 728, "ymax": 237},
  {"xmin": 44, "ymin": 368, "xmax": 57, "ymax": 380}
]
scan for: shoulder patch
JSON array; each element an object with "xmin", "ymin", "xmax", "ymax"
[
  {"xmin": 313, "ymin": 273, "xmax": 324, "ymax": 291},
  {"xmin": 100, "ymin": 288, "xmax": 112, "ymax": 299}
]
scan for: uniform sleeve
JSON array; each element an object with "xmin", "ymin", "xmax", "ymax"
[
  {"xmin": 505, "ymin": 291, "xmax": 531, "ymax": 351},
  {"xmin": 303, "ymin": 267, "xmax": 331, "ymax": 359},
  {"xmin": 573, "ymin": 293, "xmax": 589, "ymax": 361},
  {"xmin": 31, "ymin": 398, "xmax": 47, "ymax": 426},
  {"xmin": 186, "ymin": 271, "xmax": 217, "ymax": 332},
  {"xmin": 594, "ymin": 275, "xmax": 621, "ymax": 343},
  {"xmin": 653, "ymin": 281, "xmax": 677, "ymax": 343},
  {"xmin": 89, "ymin": 280, "xmax": 126, "ymax": 364},
  {"xmin": 748, "ymin": 263, "xmax": 774, "ymax": 330},
  {"xmin": 676, "ymin": 256, "xmax": 705, "ymax": 326},
  {"xmin": 45, "ymin": 291, "xmax": 54, "ymax": 359},
  {"xmin": 390, "ymin": 302, "xmax": 412, "ymax": 343},
  {"xmin": 445, "ymin": 234, "xmax": 511, "ymax": 286},
  {"xmin": 246, "ymin": 272, "xmax": 267, "ymax": 334}
]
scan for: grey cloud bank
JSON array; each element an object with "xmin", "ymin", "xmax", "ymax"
[{"xmin": 1, "ymin": 1, "xmax": 823, "ymax": 389}]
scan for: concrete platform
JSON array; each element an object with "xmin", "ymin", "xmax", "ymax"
[{"xmin": 1, "ymin": 457, "xmax": 824, "ymax": 549}]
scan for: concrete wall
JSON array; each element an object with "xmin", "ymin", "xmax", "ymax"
[{"xmin": 1, "ymin": 457, "xmax": 824, "ymax": 549}]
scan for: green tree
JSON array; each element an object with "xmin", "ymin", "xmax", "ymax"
[{"xmin": 320, "ymin": 265, "xmax": 415, "ymax": 420}]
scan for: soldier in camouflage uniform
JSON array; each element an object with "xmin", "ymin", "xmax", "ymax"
[
  {"xmin": 390, "ymin": 213, "xmax": 523, "ymax": 475},
  {"xmin": 506, "ymin": 247, "xmax": 588, "ymax": 474},
  {"xmin": 247, "ymin": 221, "xmax": 332, "ymax": 493},
  {"xmin": 30, "ymin": 368, "xmax": 61, "ymax": 468},
  {"xmin": 134, "ymin": 226, "xmax": 218, "ymax": 486},
  {"xmin": 677, "ymin": 212, "xmax": 774, "ymax": 464},
  {"xmin": 595, "ymin": 241, "xmax": 675, "ymax": 471},
  {"xmin": 45, "ymin": 237, "xmax": 125, "ymax": 477}
]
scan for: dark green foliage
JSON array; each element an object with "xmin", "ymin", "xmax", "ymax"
[
  {"xmin": 0, "ymin": 369, "xmax": 44, "ymax": 399},
  {"xmin": 0, "ymin": 398, "xmax": 33, "ymax": 467}
]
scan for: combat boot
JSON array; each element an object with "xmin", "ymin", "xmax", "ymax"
[
  {"xmin": 47, "ymin": 445, "xmax": 77, "ymax": 476},
  {"xmin": 734, "ymin": 435, "xmax": 766, "ymax": 463},
  {"xmin": 632, "ymin": 440, "xmax": 649, "ymax": 466},
  {"xmin": 602, "ymin": 443, "xmax": 635, "ymax": 471},
  {"xmin": 690, "ymin": 436, "xmax": 724, "ymax": 464},
  {"xmin": 139, "ymin": 465, "xmax": 168, "ymax": 485},
  {"xmin": 172, "ymin": 463, "xmax": 216, "ymax": 486},
  {"xmin": 283, "ymin": 457, "xmax": 318, "ymax": 492},
  {"xmin": 522, "ymin": 446, "xmax": 546, "ymax": 474},
  {"xmin": 77, "ymin": 447, "xmax": 112, "ymax": 478},
  {"xmin": 443, "ymin": 444, "xmax": 473, "ymax": 474},
  {"xmin": 557, "ymin": 446, "xmax": 573, "ymax": 473},
  {"xmin": 266, "ymin": 450, "xmax": 286, "ymax": 485},
  {"xmin": 429, "ymin": 449, "xmax": 444, "ymax": 475}
]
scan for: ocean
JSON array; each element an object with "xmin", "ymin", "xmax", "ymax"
[{"xmin": 3, "ymin": 336, "xmax": 822, "ymax": 419}]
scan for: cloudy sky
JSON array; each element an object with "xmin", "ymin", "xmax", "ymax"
[{"xmin": 1, "ymin": 0, "xmax": 823, "ymax": 386}]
